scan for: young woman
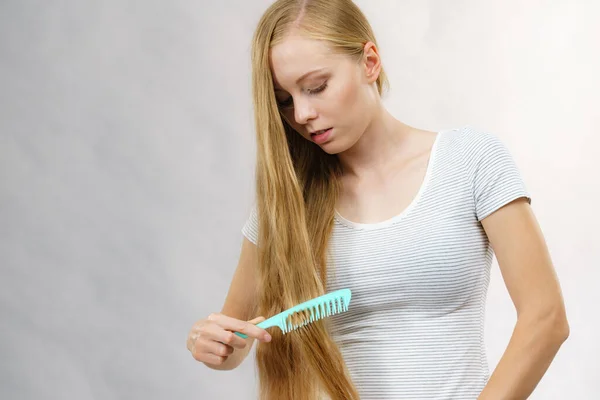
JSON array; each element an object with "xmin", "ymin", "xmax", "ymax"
[{"xmin": 187, "ymin": 1, "xmax": 569, "ymax": 399}]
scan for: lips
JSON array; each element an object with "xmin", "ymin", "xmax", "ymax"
[
  {"xmin": 309, "ymin": 127, "xmax": 333, "ymax": 144},
  {"xmin": 310, "ymin": 128, "xmax": 332, "ymax": 136}
]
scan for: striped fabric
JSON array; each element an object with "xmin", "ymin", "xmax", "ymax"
[{"xmin": 242, "ymin": 125, "xmax": 531, "ymax": 399}]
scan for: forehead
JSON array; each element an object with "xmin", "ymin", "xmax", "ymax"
[{"xmin": 269, "ymin": 35, "xmax": 341, "ymax": 89}]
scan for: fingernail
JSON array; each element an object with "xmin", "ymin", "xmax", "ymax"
[{"xmin": 264, "ymin": 334, "xmax": 272, "ymax": 342}]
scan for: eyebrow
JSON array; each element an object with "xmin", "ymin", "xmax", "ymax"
[{"xmin": 274, "ymin": 68, "xmax": 327, "ymax": 91}]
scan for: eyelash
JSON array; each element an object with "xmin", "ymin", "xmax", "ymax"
[
  {"xmin": 308, "ymin": 81, "xmax": 328, "ymax": 95},
  {"xmin": 278, "ymin": 81, "xmax": 328, "ymax": 108}
]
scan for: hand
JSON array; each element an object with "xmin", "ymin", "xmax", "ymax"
[{"xmin": 186, "ymin": 313, "xmax": 272, "ymax": 367}]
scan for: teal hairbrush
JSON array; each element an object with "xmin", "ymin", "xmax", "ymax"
[{"xmin": 234, "ymin": 288, "xmax": 352, "ymax": 338}]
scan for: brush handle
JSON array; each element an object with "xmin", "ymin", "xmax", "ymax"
[{"xmin": 234, "ymin": 314, "xmax": 281, "ymax": 339}]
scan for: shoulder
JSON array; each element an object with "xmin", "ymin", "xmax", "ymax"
[
  {"xmin": 442, "ymin": 125, "xmax": 502, "ymax": 149},
  {"xmin": 443, "ymin": 126, "xmax": 530, "ymax": 220},
  {"xmin": 441, "ymin": 125, "xmax": 514, "ymax": 167}
]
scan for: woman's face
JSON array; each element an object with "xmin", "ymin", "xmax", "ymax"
[{"xmin": 269, "ymin": 34, "xmax": 379, "ymax": 154}]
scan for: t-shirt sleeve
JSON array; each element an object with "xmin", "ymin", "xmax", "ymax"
[
  {"xmin": 241, "ymin": 205, "xmax": 259, "ymax": 245},
  {"xmin": 462, "ymin": 127, "xmax": 531, "ymax": 221}
]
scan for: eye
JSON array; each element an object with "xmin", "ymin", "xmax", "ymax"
[
  {"xmin": 276, "ymin": 80, "xmax": 328, "ymax": 110},
  {"xmin": 307, "ymin": 81, "xmax": 328, "ymax": 95}
]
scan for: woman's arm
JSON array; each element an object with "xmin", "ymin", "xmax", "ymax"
[
  {"xmin": 206, "ymin": 236, "xmax": 262, "ymax": 371},
  {"xmin": 477, "ymin": 197, "xmax": 569, "ymax": 399}
]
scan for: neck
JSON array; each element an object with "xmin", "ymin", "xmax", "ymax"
[{"xmin": 337, "ymin": 106, "xmax": 416, "ymax": 179}]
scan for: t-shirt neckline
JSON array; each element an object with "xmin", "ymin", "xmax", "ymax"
[{"xmin": 334, "ymin": 129, "xmax": 446, "ymax": 231}]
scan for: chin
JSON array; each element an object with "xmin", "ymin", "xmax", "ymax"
[{"xmin": 317, "ymin": 141, "xmax": 348, "ymax": 155}]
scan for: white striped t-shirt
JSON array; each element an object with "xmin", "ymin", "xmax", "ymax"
[{"xmin": 242, "ymin": 125, "xmax": 531, "ymax": 399}]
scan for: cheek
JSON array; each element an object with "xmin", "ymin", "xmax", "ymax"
[{"xmin": 331, "ymin": 79, "xmax": 362, "ymax": 115}]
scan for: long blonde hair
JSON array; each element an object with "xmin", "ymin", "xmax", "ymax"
[{"xmin": 250, "ymin": 1, "xmax": 388, "ymax": 398}]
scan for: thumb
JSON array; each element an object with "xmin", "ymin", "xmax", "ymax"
[{"xmin": 247, "ymin": 316, "xmax": 266, "ymax": 325}]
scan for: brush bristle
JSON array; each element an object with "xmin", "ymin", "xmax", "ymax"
[{"xmin": 281, "ymin": 296, "xmax": 349, "ymax": 334}]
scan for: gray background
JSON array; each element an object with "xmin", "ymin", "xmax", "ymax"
[{"xmin": 1, "ymin": 1, "xmax": 598, "ymax": 399}]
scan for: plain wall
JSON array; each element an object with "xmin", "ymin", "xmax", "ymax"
[{"xmin": 1, "ymin": 0, "xmax": 598, "ymax": 398}]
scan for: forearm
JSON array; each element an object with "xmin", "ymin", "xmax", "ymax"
[{"xmin": 478, "ymin": 310, "xmax": 569, "ymax": 400}]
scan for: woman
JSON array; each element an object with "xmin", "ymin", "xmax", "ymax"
[{"xmin": 187, "ymin": 1, "xmax": 569, "ymax": 399}]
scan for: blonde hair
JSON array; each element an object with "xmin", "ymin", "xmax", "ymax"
[{"xmin": 250, "ymin": 1, "xmax": 388, "ymax": 398}]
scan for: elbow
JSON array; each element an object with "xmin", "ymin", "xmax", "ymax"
[
  {"xmin": 544, "ymin": 305, "xmax": 570, "ymax": 346},
  {"xmin": 555, "ymin": 310, "xmax": 570, "ymax": 344},
  {"xmin": 547, "ymin": 300, "xmax": 570, "ymax": 344},
  {"xmin": 520, "ymin": 303, "xmax": 570, "ymax": 345}
]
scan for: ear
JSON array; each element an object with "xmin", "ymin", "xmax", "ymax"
[{"xmin": 362, "ymin": 41, "xmax": 382, "ymax": 84}]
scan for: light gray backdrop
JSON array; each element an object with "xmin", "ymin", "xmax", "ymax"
[{"xmin": 1, "ymin": 1, "xmax": 598, "ymax": 399}]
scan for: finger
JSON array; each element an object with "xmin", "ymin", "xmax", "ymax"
[
  {"xmin": 190, "ymin": 335, "xmax": 229, "ymax": 362},
  {"xmin": 187, "ymin": 331, "xmax": 202, "ymax": 352},
  {"xmin": 208, "ymin": 313, "xmax": 271, "ymax": 342},
  {"xmin": 202, "ymin": 322, "xmax": 248, "ymax": 349},
  {"xmin": 247, "ymin": 316, "xmax": 266, "ymax": 324},
  {"xmin": 195, "ymin": 351, "xmax": 226, "ymax": 366},
  {"xmin": 195, "ymin": 338, "xmax": 234, "ymax": 357},
  {"xmin": 186, "ymin": 335, "xmax": 195, "ymax": 352}
]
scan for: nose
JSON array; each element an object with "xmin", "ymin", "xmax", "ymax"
[{"xmin": 293, "ymin": 97, "xmax": 317, "ymax": 125}]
